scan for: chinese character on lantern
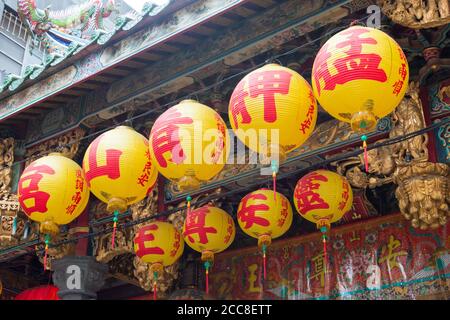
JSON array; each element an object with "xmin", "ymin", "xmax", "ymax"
[
  {"xmin": 85, "ymin": 134, "xmax": 123, "ymax": 186},
  {"xmin": 313, "ymin": 28, "xmax": 387, "ymax": 96},
  {"xmin": 183, "ymin": 206, "xmax": 218, "ymax": 244},
  {"xmin": 134, "ymin": 224, "xmax": 165, "ymax": 256},
  {"xmin": 151, "ymin": 108, "xmax": 193, "ymax": 168},
  {"xmin": 294, "ymin": 172, "xmax": 330, "ymax": 214},
  {"xmin": 238, "ymin": 193, "xmax": 271, "ymax": 229},
  {"xmin": 18, "ymin": 164, "xmax": 55, "ymax": 214}
]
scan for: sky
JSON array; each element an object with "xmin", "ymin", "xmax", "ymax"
[{"xmin": 123, "ymin": 0, "xmax": 169, "ymax": 12}]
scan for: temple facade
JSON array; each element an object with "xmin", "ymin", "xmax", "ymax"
[{"xmin": 0, "ymin": 0, "xmax": 449, "ymax": 300}]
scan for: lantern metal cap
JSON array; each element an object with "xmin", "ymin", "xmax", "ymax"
[
  {"xmin": 115, "ymin": 125, "xmax": 134, "ymax": 130},
  {"xmin": 179, "ymin": 99, "xmax": 199, "ymax": 104}
]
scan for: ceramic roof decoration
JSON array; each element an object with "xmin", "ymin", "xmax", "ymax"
[{"xmin": 0, "ymin": 0, "xmax": 171, "ymax": 95}]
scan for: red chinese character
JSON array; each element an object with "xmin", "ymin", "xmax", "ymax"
[
  {"xmin": 72, "ymin": 191, "xmax": 82, "ymax": 205},
  {"xmin": 248, "ymin": 70, "xmax": 293, "ymax": 123},
  {"xmin": 151, "ymin": 108, "xmax": 193, "ymax": 168},
  {"xmin": 75, "ymin": 178, "xmax": 84, "ymax": 192},
  {"xmin": 230, "ymin": 80, "xmax": 251, "ymax": 129},
  {"xmin": 277, "ymin": 217, "xmax": 286, "ymax": 227},
  {"xmin": 137, "ymin": 173, "xmax": 149, "ymax": 187},
  {"xmin": 85, "ymin": 134, "xmax": 123, "ymax": 187},
  {"xmin": 295, "ymin": 172, "xmax": 330, "ymax": 214},
  {"xmin": 238, "ymin": 193, "xmax": 270, "ymax": 229},
  {"xmin": 76, "ymin": 170, "xmax": 82, "ymax": 179},
  {"xmin": 313, "ymin": 28, "xmax": 387, "ymax": 95},
  {"xmin": 399, "ymin": 63, "xmax": 407, "ymax": 81},
  {"xmin": 134, "ymin": 224, "xmax": 165, "ymax": 257},
  {"xmin": 392, "ymin": 80, "xmax": 404, "ymax": 96},
  {"xmin": 66, "ymin": 203, "xmax": 77, "ymax": 215},
  {"xmin": 338, "ymin": 181, "xmax": 350, "ymax": 210},
  {"xmin": 183, "ymin": 207, "xmax": 217, "ymax": 244},
  {"xmin": 19, "ymin": 164, "xmax": 55, "ymax": 214}
]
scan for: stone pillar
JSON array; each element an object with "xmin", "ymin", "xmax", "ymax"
[{"xmin": 52, "ymin": 256, "xmax": 108, "ymax": 300}]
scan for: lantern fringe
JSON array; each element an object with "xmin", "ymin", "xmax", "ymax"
[
  {"xmin": 111, "ymin": 210, "xmax": 119, "ymax": 249},
  {"xmin": 153, "ymin": 271, "xmax": 158, "ymax": 301},
  {"xmin": 186, "ymin": 196, "xmax": 192, "ymax": 215},
  {"xmin": 271, "ymin": 160, "xmax": 279, "ymax": 201},
  {"xmin": 320, "ymin": 226, "xmax": 328, "ymax": 274},
  {"xmin": 361, "ymin": 135, "xmax": 369, "ymax": 173},
  {"xmin": 262, "ymin": 244, "xmax": 267, "ymax": 280},
  {"xmin": 43, "ymin": 234, "xmax": 50, "ymax": 271},
  {"xmin": 204, "ymin": 261, "xmax": 211, "ymax": 294}
]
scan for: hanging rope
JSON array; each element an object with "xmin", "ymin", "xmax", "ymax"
[{"xmin": 111, "ymin": 210, "xmax": 119, "ymax": 249}]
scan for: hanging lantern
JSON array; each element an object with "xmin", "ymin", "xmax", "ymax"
[
  {"xmin": 15, "ymin": 285, "xmax": 60, "ymax": 300},
  {"xmin": 311, "ymin": 26, "xmax": 409, "ymax": 170},
  {"xmin": 293, "ymin": 170, "xmax": 353, "ymax": 271},
  {"xmin": 237, "ymin": 188, "xmax": 293, "ymax": 280},
  {"xmin": 149, "ymin": 99, "xmax": 229, "ymax": 212},
  {"xmin": 182, "ymin": 205, "xmax": 235, "ymax": 294},
  {"xmin": 134, "ymin": 221, "xmax": 184, "ymax": 300},
  {"xmin": 229, "ymin": 63, "xmax": 318, "ymax": 197},
  {"xmin": 83, "ymin": 126, "xmax": 158, "ymax": 248},
  {"xmin": 18, "ymin": 153, "xmax": 89, "ymax": 270}
]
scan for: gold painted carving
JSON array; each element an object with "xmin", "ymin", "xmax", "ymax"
[
  {"xmin": 394, "ymin": 162, "xmax": 449, "ymax": 229},
  {"xmin": 378, "ymin": 0, "xmax": 450, "ymax": 29},
  {"xmin": 25, "ymin": 128, "xmax": 85, "ymax": 165},
  {"xmin": 0, "ymin": 138, "xmax": 14, "ymax": 193}
]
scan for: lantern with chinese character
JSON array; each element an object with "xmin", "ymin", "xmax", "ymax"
[
  {"xmin": 237, "ymin": 189, "xmax": 293, "ymax": 279},
  {"xmin": 134, "ymin": 221, "xmax": 184, "ymax": 300},
  {"xmin": 311, "ymin": 26, "xmax": 409, "ymax": 171},
  {"xmin": 293, "ymin": 170, "xmax": 353, "ymax": 269},
  {"xmin": 149, "ymin": 99, "xmax": 229, "ymax": 212},
  {"xmin": 229, "ymin": 63, "xmax": 318, "ymax": 197},
  {"xmin": 83, "ymin": 126, "xmax": 158, "ymax": 248},
  {"xmin": 182, "ymin": 205, "xmax": 235, "ymax": 294},
  {"xmin": 18, "ymin": 153, "xmax": 89, "ymax": 270}
]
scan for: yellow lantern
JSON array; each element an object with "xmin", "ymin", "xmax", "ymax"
[
  {"xmin": 293, "ymin": 169, "xmax": 353, "ymax": 269},
  {"xmin": 229, "ymin": 63, "xmax": 318, "ymax": 196},
  {"xmin": 312, "ymin": 26, "xmax": 409, "ymax": 133},
  {"xmin": 134, "ymin": 221, "xmax": 184, "ymax": 300},
  {"xmin": 182, "ymin": 205, "xmax": 235, "ymax": 293},
  {"xmin": 149, "ymin": 100, "xmax": 229, "ymax": 192},
  {"xmin": 18, "ymin": 153, "xmax": 89, "ymax": 269},
  {"xmin": 82, "ymin": 126, "xmax": 158, "ymax": 247},
  {"xmin": 237, "ymin": 188, "xmax": 293, "ymax": 279}
]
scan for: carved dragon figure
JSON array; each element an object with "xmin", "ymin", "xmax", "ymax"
[
  {"xmin": 18, "ymin": 0, "xmax": 117, "ymax": 54},
  {"xmin": 18, "ymin": 0, "xmax": 116, "ymax": 36}
]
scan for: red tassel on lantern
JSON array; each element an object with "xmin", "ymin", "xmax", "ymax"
[
  {"xmin": 361, "ymin": 135, "xmax": 369, "ymax": 173},
  {"xmin": 111, "ymin": 210, "xmax": 119, "ymax": 249}
]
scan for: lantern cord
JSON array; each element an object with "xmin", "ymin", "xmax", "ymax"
[
  {"xmin": 262, "ymin": 244, "xmax": 267, "ymax": 280},
  {"xmin": 2, "ymin": 120, "xmax": 448, "ymax": 258},
  {"xmin": 111, "ymin": 210, "xmax": 119, "ymax": 249},
  {"xmin": 43, "ymin": 234, "xmax": 50, "ymax": 271},
  {"xmin": 361, "ymin": 135, "xmax": 369, "ymax": 173},
  {"xmin": 153, "ymin": 271, "xmax": 158, "ymax": 301},
  {"xmin": 204, "ymin": 261, "xmax": 211, "ymax": 294}
]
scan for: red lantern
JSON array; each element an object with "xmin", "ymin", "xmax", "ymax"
[{"xmin": 15, "ymin": 285, "xmax": 60, "ymax": 300}]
